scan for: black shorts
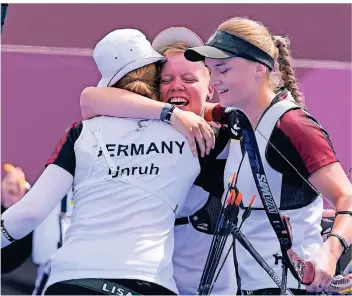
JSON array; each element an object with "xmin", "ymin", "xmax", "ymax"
[{"xmin": 45, "ymin": 278, "xmax": 176, "ymax": 295}]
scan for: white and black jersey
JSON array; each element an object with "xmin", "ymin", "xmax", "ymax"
[
  {"xmin": 221, "ymin": 90, "xmax": 338, "ymax": 291},
  {"xmin": 45, "ymin": 116, "xmax": 202, "ymax": 294},
  {"xmin": 1, "ymin": 116, "xmax": 204, "ymax": 295}
]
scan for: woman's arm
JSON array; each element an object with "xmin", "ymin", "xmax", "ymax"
[
  {"xmin": 1, "ymin": 165, "xmax": 73, "ymax": 248},
  {"xmin": 309, "ymin": 163, "xmax": 352, "ymax": 257},
  {"xmin": 284, "ymin": 110, "xmax": 352, "ymax": 252},
  {"xmin": 277, "ymin": 110, "xmax": 352, "ymax": 291},
  {"xmin": 80, "ymin": 87, "xmax": 165, "ymax": 120},
  {"xmin": 1, "ymin": 168, "xmax": 33, "ymax": 272},
  {"xmin": 80, "ymin": 87, "xmax": 216, "ymax": 157},
  {"xmin": 1, "ymin": 228, "xmax": 32, "ymax": 273},
  {"xmin": 307, "ymin": 163, "xmax": 352, "ymax": 291}
]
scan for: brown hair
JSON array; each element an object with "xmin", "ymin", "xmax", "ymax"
[
  {"xmin": 111, "ymin": 63, "xmax": 160, "ymax": 100},
  {"xmin": 218, "ymin": 17, "xmax": 304, "ymax": 105}
]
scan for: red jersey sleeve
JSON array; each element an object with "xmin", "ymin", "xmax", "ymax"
[{"xmin": 277, "ymin": 109, "xmax": 338, "ymax": 175}]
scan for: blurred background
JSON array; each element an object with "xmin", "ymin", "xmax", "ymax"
[{"xmin": 1, "ymin": 3, "xmax": 351, "ymax": 294}]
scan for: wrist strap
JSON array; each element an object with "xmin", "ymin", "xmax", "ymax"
[
  {"xmin": 335, "ymin": 211, "xmax": 352, "ymax": 217},
  {"xmin": 1, "ymin": 219, "xmax": 16, "ymax": 243},
  {"xmin": 327, "ymin": 233, "xmax": 350, "ymax": 254},
  {"xmin": 160, "ymin": 103, "xmax": 176, "ymax": 124}
]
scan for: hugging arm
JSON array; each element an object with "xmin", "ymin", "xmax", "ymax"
[{"xmin": 80, "ymin": 87, "xmax": 215, "ymax": 157}]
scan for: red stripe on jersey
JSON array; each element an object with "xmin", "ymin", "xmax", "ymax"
[{"xmin": 46, "ymin": 121, "xmax": 81, "ymax": 165}]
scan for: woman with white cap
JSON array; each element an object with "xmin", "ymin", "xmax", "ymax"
[
  {"xmin": 80, "ymin": 27, "xmax": 238, "ymax": 295},
  {"xmin": 1, "ymin": 28, "xmax": 210, "ymax": 295}
]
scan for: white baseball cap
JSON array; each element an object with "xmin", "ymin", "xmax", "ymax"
[
  {"xmin": 152, "ymin": 27, "xmax": 204, "ymax": 53},
  {"xmin": 94, "ymin": 29, "xmax": 166, "ymax": 87}
]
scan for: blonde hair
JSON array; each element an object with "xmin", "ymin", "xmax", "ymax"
[
  {"xmin": 159, "ymin": 42, "xmax": 193, "ymax": 56},
  {"xmin": 218, "ymin": 17, "xmax": 304, "ymax": 105},
  {"xmin": 159, "ymin": 42, "xmax": 210, "ymax": 81},
  {"xmin": 111, "ymin": 63, "xmax": 160, "ymax": 100}
]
